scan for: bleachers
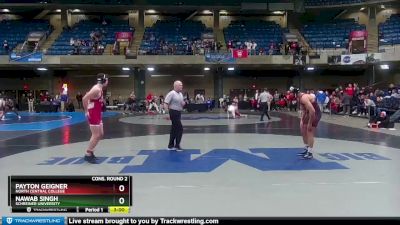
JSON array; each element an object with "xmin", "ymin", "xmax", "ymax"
[
  {"xmin": 379, "ymin": 14, "xmax": 400, "ymax": 46},
  {"xmin": 305, "ymin": 0, "xmax": 365, "ymax": 6},
  {"xmin": 223, "ymin": 20, "xmax": 284, "ymax": 55},
  {"xmin": 140, "ymin": 20, "xmax": 211, "ymax": 55},
  {"xmin": 301, "ymin": 19, "xmax": 365, "ymax": 49},
  {"xmin": 0, "ymin": 20, "xmax": 52, "ymax": 55},
  {"xmin": 47, "ymin": 20, "xmax": 132, "ymax": 55}
]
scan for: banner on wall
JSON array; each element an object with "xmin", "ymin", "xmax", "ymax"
[
  {"xmin": 115, "ymin": 32, "xmax": 133, "ymax": 42},
  {"xmin": 232, "ymin": 49, "xmax": 248, "ymax": 58},
  {"xmin": 9, "ymin": 52, "xmax": 43, "ymax": 62},
  {"xmin": 349, "ymin": 30, "xmax": 368, "ymax": 54},
  {"xmin": 340, "ymin": 54, "xmax": 366, "ymax": 65},
  {"xmin": 27, "ymin": 31, "xmax": 46, "ymax": 42},
  {"xmin": 205, "ymin": 53, "xmax": 235, "ymax": 63},
  {"xmin": 350, "ymin": 30, "xmax": 368, "ymax": 40}
]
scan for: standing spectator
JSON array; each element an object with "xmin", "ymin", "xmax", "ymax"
[
  {"xmin": 246, "ymin": 41, "xmax": 252, "ymax": 55},
  {"xmin": 251, "ymin": 41, "xmax": 257, "ymax": 56},
  {"xmin": 269, "ymin": 42, "xmax": 274, "ymax": 55},
  {"xmin": 270, "ymin": 90, "xmax": 278, "ymax": 111},
  {"xmin": 28, "ymin": 93, "xmax": 35, "ymax": 113},
  {"xmin": 343, "ymin": 83, "xmax": 354, "ymax": 115},
  {"xmin": 316, "ymin": 90, "xmax": 327, "ymax": 112},
  {"xmin": 284, "ymin": 42, "xmax": 289, "ymax": 55},
  {"xmin": 217, "ymin": 41, "xmax": 222, "ymax": 53},
  {"xmin": 76, "ymin": 92, "xmax": 83, "ymax": 109}
]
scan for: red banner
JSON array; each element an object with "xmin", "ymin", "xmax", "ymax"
[
  {"xmin": 232, "ymin": 49, "xmax": 248, "ymax": 58},
  {"xmin": 350, "ymin": 30, "xmax": 368, "ymax": 40},
  {"xmin": 115, "ymin": 32, "xmax": 133, "ymax": 42}
]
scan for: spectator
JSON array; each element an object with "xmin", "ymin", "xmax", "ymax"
[
  {"xmin": 3, "ymin": 40, "xmax": 9, "ymax": 52},
  {"xmin": 27, "ymin": 93, "xmax": 35, "ymax": 113},
  {"xmin": 284, "ymin": 42, "xmax": 289, "ymax": 55},
  {"xmin": 356, "ymin": 94, "xmax": 367, "ymax": 117},
  {"xmin": 391, "ymin": 89, "xmax": 400, "ymax": 99},
  {"xmin": 246, "ymin": 41, "xmax": 252, "ymax": 55},
  {"xmin": 364, "ymin": 95, "xmax": 376, "ymax": 117},
  {"xmin": 251, "ymin": 41, "xmax": 257, "ymax": 55},
  {"xmin": 76, "ymin": 92, "xmax": 83, "ymax": 109},
  {"xmin": 316, "ymin": 90, "xmax": 326, "ymax": 112},
  {"xmin": 368, "ymin": 111, "xmax": 394, "ymax": 129},
  {"xmin": 343, "ymin": 83, "xmax": 354, "ymax": 115},
  {"xmin": 159, "ymin": 95, "xmax": 166, "ymax": 114},
  {"xmin": 148, "ymin": 96, "xmax": 160, "ymax": 113},
  {"xmin": 66, "ymin": 99, "xmax": 75, "ymax": 112},
  {"xmin": 217, "ymin": 41, "xmax": 222, "ymax": 53}
]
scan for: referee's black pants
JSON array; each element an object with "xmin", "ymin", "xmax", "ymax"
[
  {"xmin": 260, "ymin": 102, "xmax": 271, "ymax": 121},
  {"xmin": 168, "ymin": 109, "xmax": 183, "ymax": 148}
]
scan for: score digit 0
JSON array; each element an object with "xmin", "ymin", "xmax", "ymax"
[
  {"xmin": 118, "ymin": 185, "xmax": 125, "ymax": 192},
  {"xmin": 119, "ymin": 197, "xmax": 125, "ymax": 205}
]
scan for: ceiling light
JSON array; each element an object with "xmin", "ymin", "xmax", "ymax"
[
  {"xmin": 306, "ymin": 67, "xmax": 315, "ymax": 71},
  {"xmin": 147, "ymin": 67, "xmax": 155, "ymax": 71},
  {"xmin": 273, "ymin": 11, "xmax": 285, "ymax": 15},
  {"xmin": 37, "ymin": 68, "xmax": 48, "ymax": 71},
  {"xmin": 122, "ymin": 67, "xmax": 130, "ymax": 71},
  {"xmin": 380, "ymin": 64, "xmax": 389, "ymax": 70},
  {"xmin": 228, "ymin": 67, "xmax": 235, "ymax": 71},
  {"xmin": 204, "ymin": 67, "xmax": 210, "ymax": 71}
]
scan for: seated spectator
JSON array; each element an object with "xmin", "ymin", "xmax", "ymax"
[
  {"xmin": 66, "ymin": 100, "xmax": 75, "ymax": 112},
  {"xmin": 389, "ymin": 108, "xmax": 400, "ymax": 124},
  {"xmin": 392, "ymin": 89, "xmax": 400, "ymax": 99},
  {"xmin": 355, "ymin": 95, "xmax": 367, "ymax": 116},
  {"xmin": 368, "ymin": 111, "xmax": 394, "ymax": 129},
  {"xmin": 330, "ymin": 96, "xmax": 341, "ymax": 114},
  {"xmin": 123, "ymin": 94, "xmax": 136, "ymax": 114},
  {"xmin": 277, "ymin": 98, "xmax": 286, "ymax": 110},
  {"xmin": 147, "ymin": 96, "xmax": 160, "ymax": 113},
  {"xmin": 206, "ymin": 98, "xmax": 213, "ymax": 111},
  {"xmin": 364, "ymin": 96, "xmax": 376, "ymax": 117}
]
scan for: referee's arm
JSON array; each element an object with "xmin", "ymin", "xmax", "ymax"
[{"xmin": 164, "ymin": 92, "xmax": 172, "ymax": 111}]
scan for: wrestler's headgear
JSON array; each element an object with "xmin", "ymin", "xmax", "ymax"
[{"xmin": 97, "ymin": 73, "xmax": 108, "ymax": 84}]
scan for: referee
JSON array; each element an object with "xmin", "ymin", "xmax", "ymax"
[
  {"xmin": 258, "ymin": 88, "xmax": 271, "ymax": 121},
  {"xmin": 164, "ymin": 80, "xmax": 185, "ymax": 151}
]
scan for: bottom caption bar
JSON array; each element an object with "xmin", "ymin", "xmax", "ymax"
[
  {"xmin": 11, "ymin": 207, "xmax": 111, "ymax": 213},
  {"xmin": 2, "ymin": 217, "xmax": 400, "ymax": 225},
  {"xmin": 66, "ymin": 217, "xmax": 400, "ymax": 225},
  {"xmin": 68, "ymin": 217, "xmax": 221, "ymax": 225}
]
